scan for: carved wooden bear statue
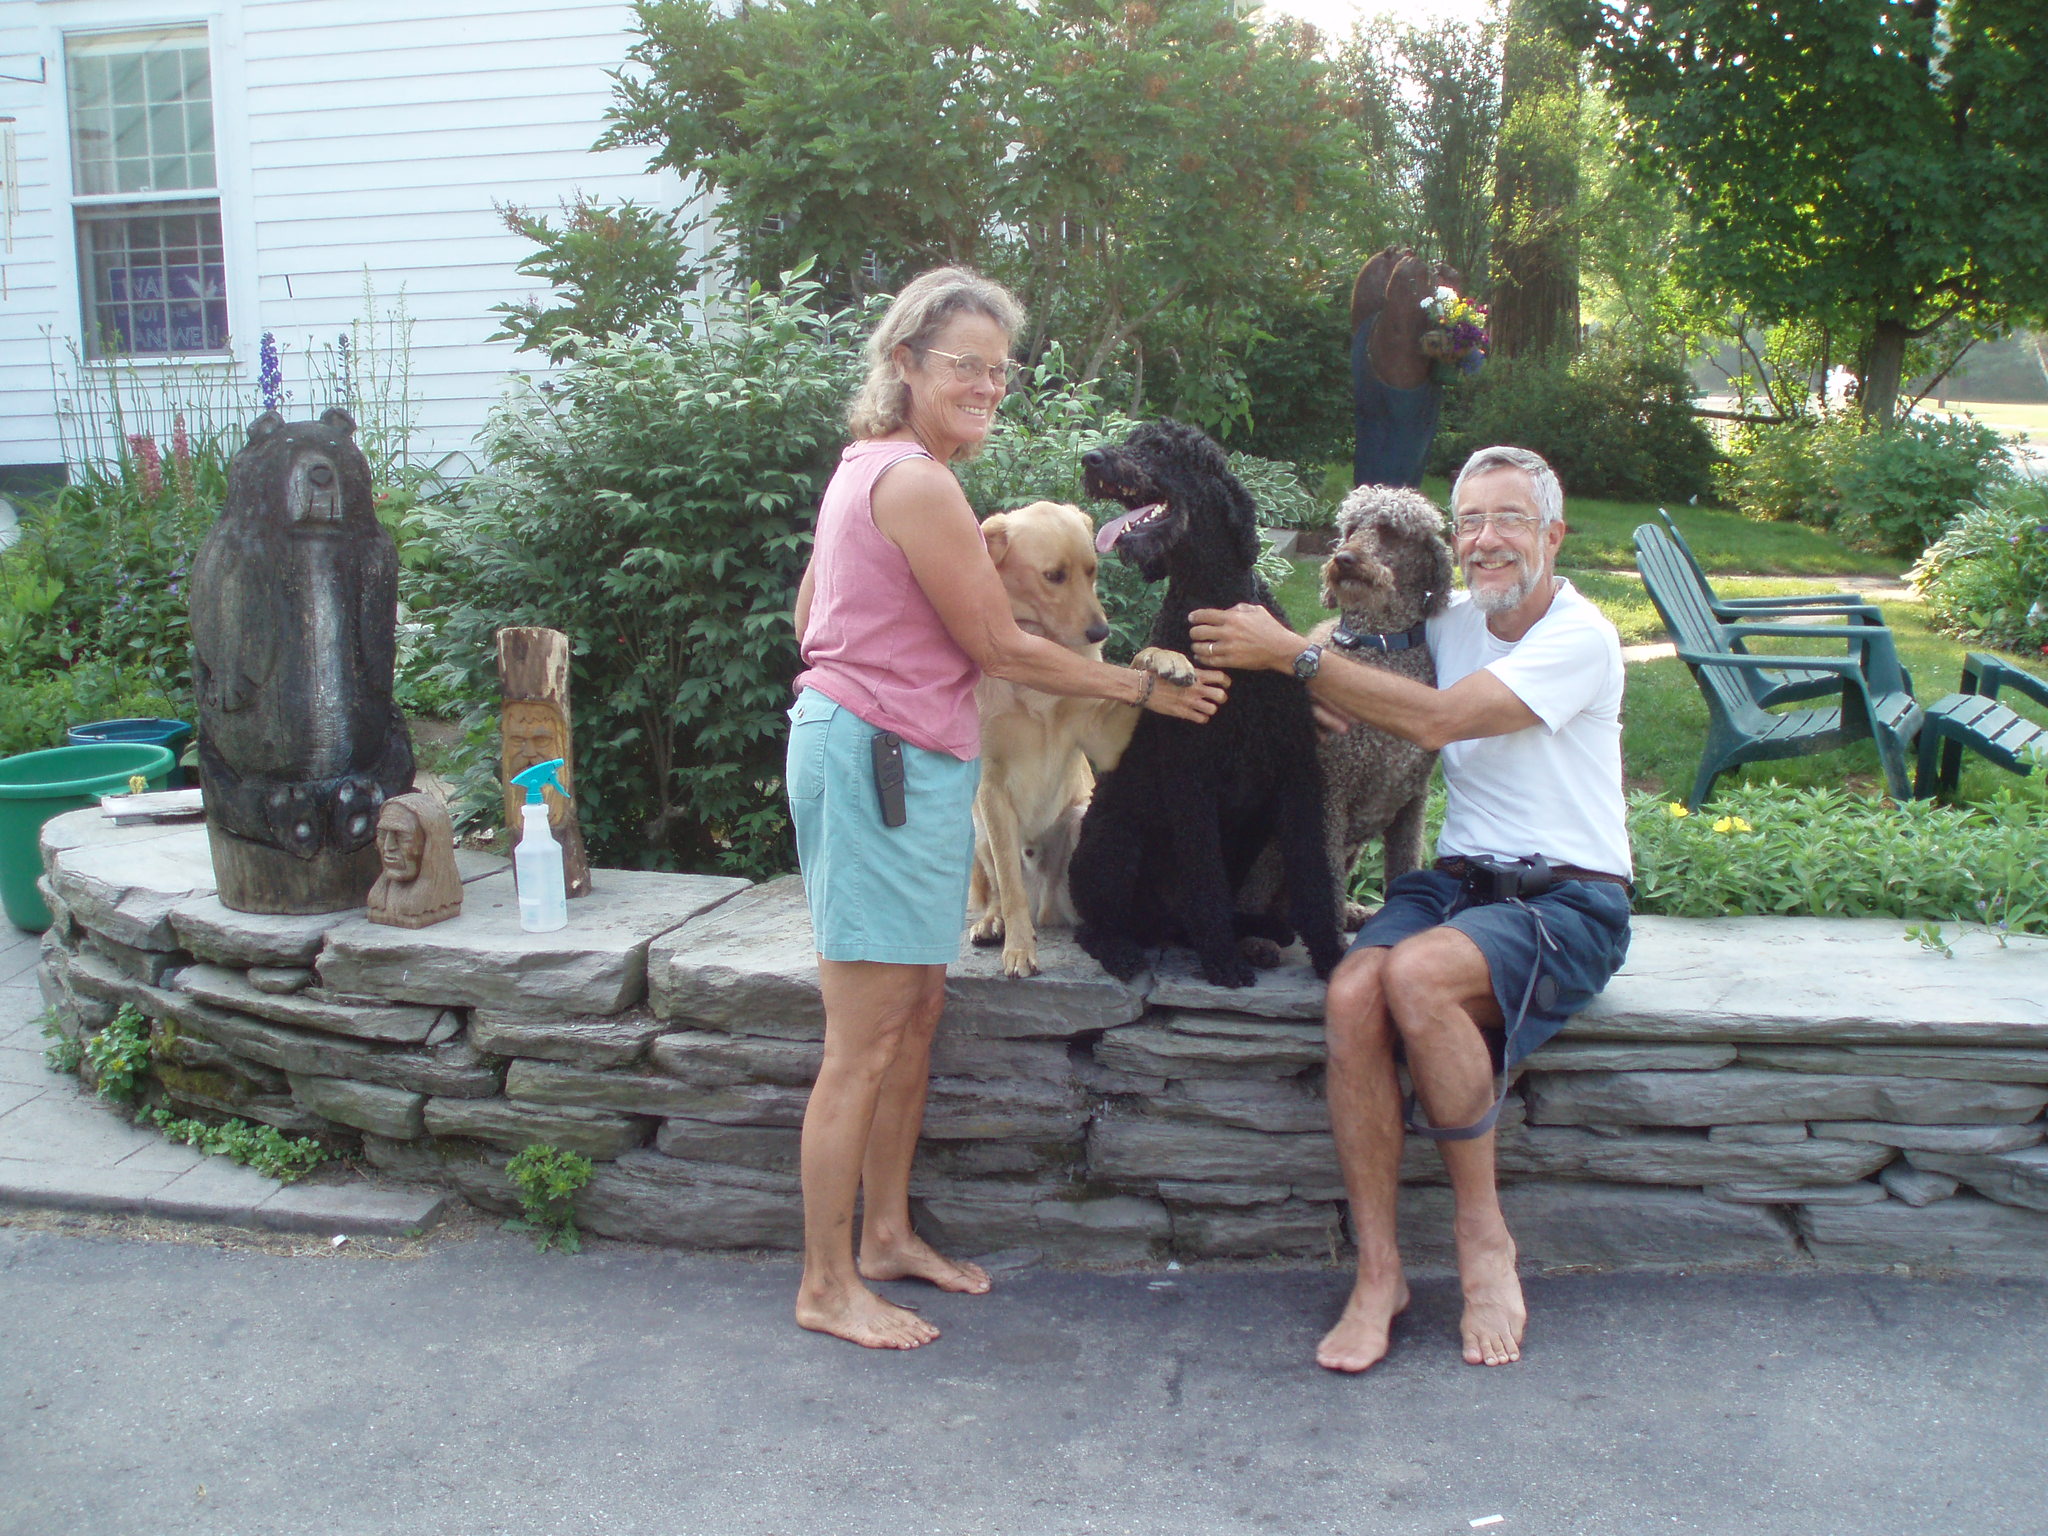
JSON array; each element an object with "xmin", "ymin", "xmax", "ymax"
[{"xmin": 189, "ymin": 408, "xmax": 416, "ymax": 913}]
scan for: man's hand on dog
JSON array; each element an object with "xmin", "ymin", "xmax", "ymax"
[
  {"xmin": 1190, "ymin": 604, "xmax": 1361, "ymax": 736},
  {"xmin": 1187, "ymin": 603, "xmax": 1302, "ymax": 676}
]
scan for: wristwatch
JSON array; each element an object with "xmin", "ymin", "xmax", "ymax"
[{"xmin": 1292, "ymin": 644, "xmax": 1324, "ymax": 681}]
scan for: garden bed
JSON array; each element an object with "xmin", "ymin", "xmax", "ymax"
[{"xmin": 32, "ymin": 807, "xmax": 2048, "ymax": 1272}]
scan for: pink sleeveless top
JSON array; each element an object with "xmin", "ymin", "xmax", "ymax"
[{"xmin": 794, "ymin": 440, "xmax": 982, "ymax": 760}]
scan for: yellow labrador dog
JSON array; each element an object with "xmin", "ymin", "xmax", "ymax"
[{"xmin": 970, "ymin": 501, "xmax": 1195, "ymax": 977}]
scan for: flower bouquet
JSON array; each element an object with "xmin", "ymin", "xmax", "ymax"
[{"xmin": 1419, "ymin": 287, "xmax": 1488, "ymax": 382}]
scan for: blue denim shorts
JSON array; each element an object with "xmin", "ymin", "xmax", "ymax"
[
  {"xmin": 1350, "ymin": 867, "xmax": 1632, "ymax": 1068},
  {"xmin": 786, "ymin": 689, "xmax": 980, "ymax": 964}
]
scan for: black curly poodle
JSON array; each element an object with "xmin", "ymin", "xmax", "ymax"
[{"xmin": 1069, "ymin": 419, "xmax": 1344, "ymax": 988}]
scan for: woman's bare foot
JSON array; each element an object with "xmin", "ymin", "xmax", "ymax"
[
  {"xmin": 1316, "ymin": 1270, "xmax": 1411, "ymax": 1373},
  {"xmin": 1457, "ymin": 1219, "xmax": 1525, "ymax": 1366},
  {"xmin": 795, "ymin": 1281, "xmax": 940, "ymax": 1349},
  {"xmin": 859, "ymin": 1232, "xmax": 992, "ymax": 1294}
]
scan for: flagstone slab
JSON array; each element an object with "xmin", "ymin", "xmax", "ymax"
[
  {"xmin": 43, "ymin": 816, "xmax": 215, "ymax": 951},
  {"xmin": 319, "ymin": 868, "xmax": 746, "ymax": 1016},
  {"xmin": 1526, "ymin": 1068, "xmax": 2048, "ymax": 1128},
  {"xmin": 1570, "ymin": 916, "xmax": 2048, "ymax": 1045},
  {"xmin": 1797, "ymin": 1193, "xmax": 2048, "ymax": 1271}
]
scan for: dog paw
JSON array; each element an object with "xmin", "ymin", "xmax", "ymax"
[
  {"xmin": 1201, "ymin": 953, "xmax": 1259, "ymax": 989},
  {"xmin": 1131, "ymin": 646, "xmax": 1199, "ymax": 687},
  {"xmin": 1078, "ymin": 928, "xmax": 1147, "ymax": 982},
  {"xmin": 1342, "ymin": 900, "xmax": 1374, "ymax": 931},
  {"xmin": 1001, "ymin": 942, "xmax": 1041, "ymax": 979},
  {"xmin": 969, "ymin": 913, "xmax": 1005, "ymax": 947},
  {"xmin": 1238, "ymin": 935, "xmax": 1284, "ymax": 969},
  {"xmin": 1308, "ymin": 938, "xmax": 1346, "ymax": 981}
]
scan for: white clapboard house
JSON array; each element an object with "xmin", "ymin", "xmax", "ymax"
[{"xmin": 0, "ymin": 0, "xmax": 704, "ymax": 493}]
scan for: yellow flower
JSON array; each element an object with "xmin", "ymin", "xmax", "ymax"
[
  {"xmin": 1711, "ymin": 815, "xmax": 1753, "ymax": 834},
  {"xmin": 1666, "ymin": 802, "xmax": 1690, "ymax": 817}
]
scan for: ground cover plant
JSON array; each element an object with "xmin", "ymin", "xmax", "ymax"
[
  {"xmin": 1629, "ymin": 780, "xmax": 2046, "ymax": 934},
  {"xmin": 139, "ymin": 1107, "xmax": 330, "ymax": 1183}
]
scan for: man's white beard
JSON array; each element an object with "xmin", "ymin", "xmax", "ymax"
[{"xmin": 1465, "ymin": 552, "xmax": 1544, "ymax": 615}]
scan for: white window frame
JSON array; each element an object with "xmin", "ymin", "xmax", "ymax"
[{"xmin": 62, "ymin": 21, "xmax": 231, "ymax": 362}]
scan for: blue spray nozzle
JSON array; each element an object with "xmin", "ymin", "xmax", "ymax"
[{"xmin": 510, "ymin": 757, "xmax": 568, "ymax": 805}]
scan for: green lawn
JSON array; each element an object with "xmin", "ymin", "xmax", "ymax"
[{"xmin": 1272, "ymin": 487, "xmax": 2048, "ymax": 804}]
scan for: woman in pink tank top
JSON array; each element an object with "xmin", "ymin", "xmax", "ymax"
[{"xmin": 787, "ymin": 268, "xmax": 1227, "ymax": 1351}]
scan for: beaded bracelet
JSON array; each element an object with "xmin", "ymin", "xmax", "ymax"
[{"xmin": 1132, "ymin": 668, "xmax": 1156, "ymax": 708}]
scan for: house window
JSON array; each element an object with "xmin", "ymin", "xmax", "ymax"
[{"xmin": 66, "ymin": 28, "xmax": 228, "ymax": 357}]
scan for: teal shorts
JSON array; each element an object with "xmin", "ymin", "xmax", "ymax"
[{"xmin": 786, "ymin": 689, "xmax": 981, "ymax": 964}]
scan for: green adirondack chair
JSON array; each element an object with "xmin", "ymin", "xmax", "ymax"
[
  {"xmin": 1915, "ymin": 651, "xmax": 2048, "ymax": 798},
  {"xmin": 1634, "ymin": 523, "xmax": 1925, "ymax": 806},
  {"xmin": 1655, "ymin": 508, "xmax": 1882, "ymax": 624}
]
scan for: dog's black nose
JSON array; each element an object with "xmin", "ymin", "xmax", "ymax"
[
  {"xmin": 1085, "ymin": 622, "xmax": 1109, "ymax": 644},
  {"xmin": 1081, "ymin": 449, "xmax": 1108, "ymax": 471}
]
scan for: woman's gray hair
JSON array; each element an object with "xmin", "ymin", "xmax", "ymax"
[
  {"xmin": 1452, "ymin": 445, "xmax": 1564, "ymax": 527},
  {"xmin": 845, "ymin": 266, "xmax": 1026, "ymax": 448}
]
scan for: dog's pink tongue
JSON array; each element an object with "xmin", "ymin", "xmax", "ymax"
[{"xmin": 1095, "ymin": 504, "xmax": 1161, "ymax": 553}]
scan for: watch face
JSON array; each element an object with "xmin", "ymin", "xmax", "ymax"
[{"xmin": 1293, "ymin": 645, "xmax": 1322, "ymax": 681}]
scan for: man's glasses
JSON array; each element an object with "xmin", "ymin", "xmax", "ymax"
[
  {"xmin": 925, "ymin": 349, "xmax": 1022, "ymax": 389},
  {"xmin": 1454, "ymin": 511, "xmax": 1543, "ymax": 537}
]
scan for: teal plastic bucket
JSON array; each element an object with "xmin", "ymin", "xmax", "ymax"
[
  {"xmin": 66, "ymin": 717, "xmax": 195, "ymax": 758},
  {"xmin": 0, "ymin": 742, "xmax": 176, "ymax": 932}
]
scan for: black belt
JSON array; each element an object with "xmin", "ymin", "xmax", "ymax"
[{"xmin": 1434, "ymin": 855, "xmax": 1633, "ymax": 896}]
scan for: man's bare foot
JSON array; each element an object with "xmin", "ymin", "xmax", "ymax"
[
  {"xmin": 1457, "ymin": 1220, "xmax": 1526, "ymax": 1366},
  {"xmin": 859, "ymin": 1233, "xmax": 991, "ymax": 1294},
  {"xmin": 1316, "ymin": 1271, "xmax": 1411, "ymax": 1373},
  {"xmin": 795, "ymin": 1281, "xmax": 940, "ymax": 1350}
]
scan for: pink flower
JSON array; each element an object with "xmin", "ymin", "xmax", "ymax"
[
  {"xmin": 128, "ymin": 433, "xmax": 164, "ymax": 500},
  {"xmin": 170, "ymin": 414, "xmax": 196, "ymax": 512}
]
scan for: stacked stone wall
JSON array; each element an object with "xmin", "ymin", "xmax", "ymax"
[{"xmin": 34, "ymin": 810, "xmax": 2048, "ymax": 1271}]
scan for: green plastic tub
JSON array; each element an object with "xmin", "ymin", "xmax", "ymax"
[{"xmin": 0, "ymin": 742, "xmax": 176, "ymax": 932}]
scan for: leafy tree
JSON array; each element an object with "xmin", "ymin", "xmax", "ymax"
[
  {"xmin": 1333, "ymin": 16, "xmax": 1502, "ymax": 284},
  {"xmin": 1579, "ymin": 0, "xmax": 2048, "ymax": 425},
  {"xmin": 1492, "ymin": 0, "xmax": 1584, "ymax": 358},
  {"xmin": 604, "ymin": 0, "xmax": 1367, "ymax": 423}
]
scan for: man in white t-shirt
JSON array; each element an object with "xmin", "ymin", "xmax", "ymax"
[{"xmin": 1190, "ymin": 445, "xmax": 1631, "ymax": 1378}]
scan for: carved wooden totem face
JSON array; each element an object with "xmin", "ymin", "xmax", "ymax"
[{"xmin": 501, "ymin": 698, "xmax": 573, "ymax": 830}]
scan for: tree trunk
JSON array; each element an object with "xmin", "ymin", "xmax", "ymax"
[
  {"xmin": 1488, "ymin": 0, "xmax": 1581, "ymax": 361},
  {"xmin": 497, "ymin": 626, "xmax": 594, "ymax": 898},
  {"xmin": 1860, "ymin": 320, "xmax": 1909, "ymax": 428}
]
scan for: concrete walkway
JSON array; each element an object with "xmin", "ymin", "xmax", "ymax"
[{"xmin": 0, "ymin": 920, "xmax": 444, "ymax": 1235}]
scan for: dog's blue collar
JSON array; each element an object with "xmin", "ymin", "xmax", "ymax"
[{"xmin": 1330, "ymin": 620, "xmax": 1427, "ymax": 654}]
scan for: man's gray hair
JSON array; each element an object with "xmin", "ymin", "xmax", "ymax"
[
  {"xmin": 1452, "ymin": 445, "xmax": 1564, "ymax": 527},
  {"xmin": 845, "ymin": 266, "xmax": 1026, "ymax": 449}
]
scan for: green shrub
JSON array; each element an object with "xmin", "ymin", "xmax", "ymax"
[
  {"xmin": 0, "ymin": 657, "xmax": 184, "ymax": 759},
  {"xmin": 1830, "ymin": 413, "xmax": 2017, "ymax": 558},
  {"xmin": 1223, "ymin": 273, "xmax": 1355, "ymax": 470},
  {"xmin": 1430, "ymin": 342, "xmax": 1718, "ymax": 504},
  {"xmin": 406, "ymin": 276, "xmax": 874, "ymax": 877},
  {"xmin": 488, "ymin": 196, "xmax": 710, "ymax": 361},
  {"xmin": 1910, "ymin": 480, "xmax": 2048, "ymax": 656},
  {"xmin": 1717, "ymin": 416, "xmax": 1859, "ymax": 526},
  {"xmin": 1629, "ymin": 781, "xmax": 2047, "ymax": 930},
  {"xmin": 505, "ymin": 1143, "xmax": 594, "ymax": 1253}
]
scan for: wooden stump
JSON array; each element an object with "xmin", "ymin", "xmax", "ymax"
[{"xmin": 497, "ymin": 627, "xmax": 592, "ymax": 897}]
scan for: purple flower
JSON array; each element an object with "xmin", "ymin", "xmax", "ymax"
[
  {"xmin": 259, "ymin": 332, "xmax": 284, "ymax": 414},
  {"xmin": 127, "ymin": 433, "xmax": 163, "ymax": 500},
  {"xmin": 336, "ymin": 332, "xmax": 354, "ymax": 400}
]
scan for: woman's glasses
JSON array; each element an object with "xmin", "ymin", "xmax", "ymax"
[{"xmin": 925, "ymin": 349, "xmax": 1022, "ymax": 389}]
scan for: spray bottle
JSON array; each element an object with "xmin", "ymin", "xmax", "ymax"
[{"xmin": 509, "ymin": 758, "xmax": 570, "ymax": 933}]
